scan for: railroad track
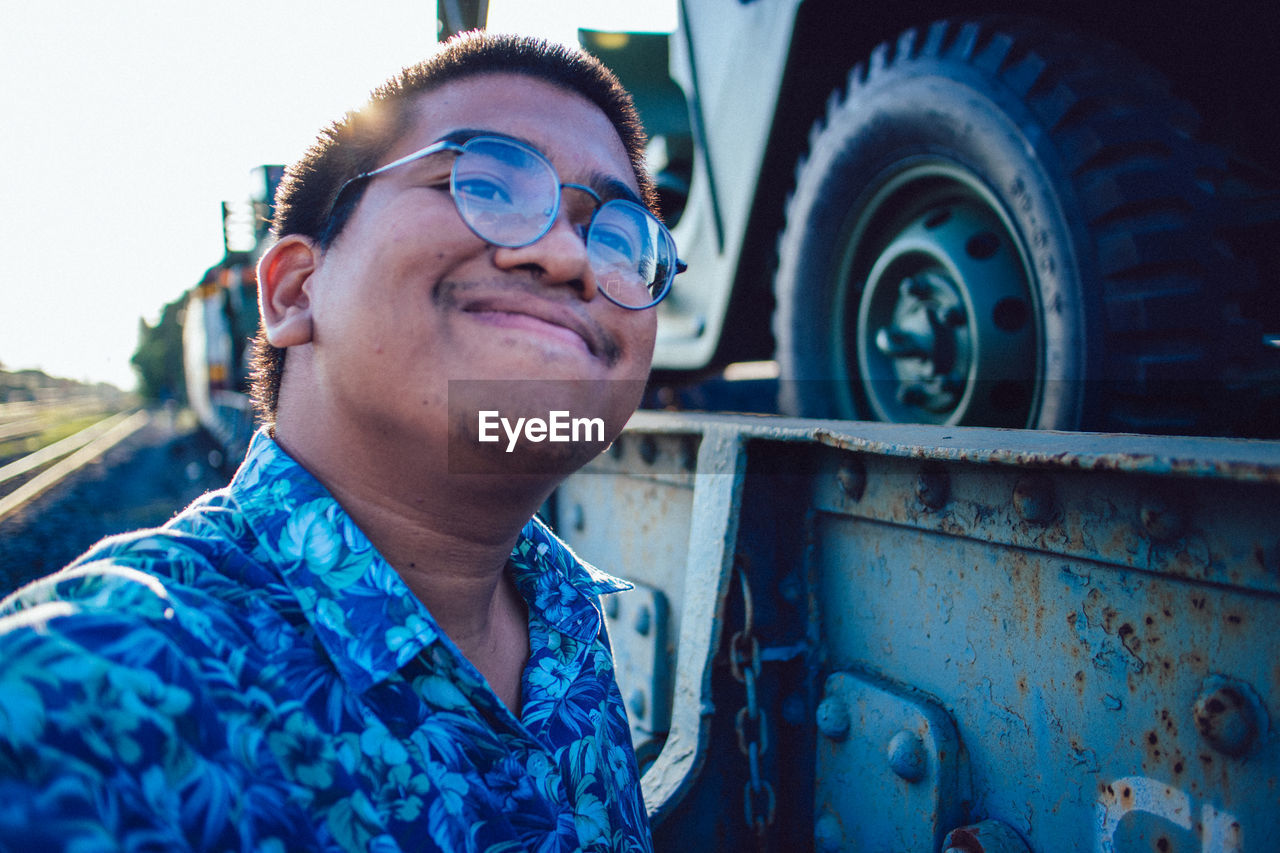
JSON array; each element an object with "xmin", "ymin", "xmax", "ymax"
[{"xmin": 0, "ymin": 410, "xmax": 149, "ymax": 521}]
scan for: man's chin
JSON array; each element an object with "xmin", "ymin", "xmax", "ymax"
[{"xmin": 449, "ymin": 435, "xmax": 610, "ymax": 478}]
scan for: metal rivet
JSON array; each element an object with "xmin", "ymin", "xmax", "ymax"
[
  {"xmin": 816, "ymin": 697, "xmax": 850, "ymax": 741},
  {"xmin": 628, "ymin": 689, "xmax": 647, "ymax": 719},
  {"xmin": 1193, "ymin": 680, "xmax": 1261, "ymax": 757},
  {"xmin": 887, "ymin": 729, "xmax": 926, "ymax": 782},
  {"xmin": 1140, "ymin": 496, "xmax": 1184, "ymax": 541},
  {"xmin": 634, "ymin": 605, "xmax": 652, "ymax": 636},
  {"xmin": 814, "ymin": 810, "xmax": 843, "ymax": 853},
  {"xmin": 1012, "ymin": 474, "xmax": 1054, "ymax": 524},
  {"xmin": 916, "ymin": 466, "xmax": 950, "ymax": 510},
  {"xmin": 681, "ymin": 435, "xmax": 699, "ymax": 471},
  {"xmin": 837, "ymin": 459, "xmax": 866, "ymax": 501}
]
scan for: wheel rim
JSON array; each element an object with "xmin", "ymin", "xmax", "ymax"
[{"xmin": 833, "ymin": 160, "xmax": 1042, "ymax": 426}]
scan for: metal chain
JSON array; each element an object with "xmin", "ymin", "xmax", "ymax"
[{"xmin": 729, "ymin": 563, "xmax": 776, "ymax": 846}]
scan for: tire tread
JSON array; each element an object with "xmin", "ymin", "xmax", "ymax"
[{"xmin": 773, "ymin": 15, "xmax": 1255, "ymax": 432}]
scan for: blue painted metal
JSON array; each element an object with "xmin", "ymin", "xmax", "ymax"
[
  {"xmin": 602, "ymin": 581, "xmax": 672, "ymax": 771},
  {"xmin": 552, "ymin": 412, "xmax": 1280, "ymax": 852},
  {"xmin": 815, "ymin": 670, "xmax": 965, "ymax": 851}
]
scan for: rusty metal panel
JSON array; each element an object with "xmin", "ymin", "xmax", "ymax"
[{"xmin": 551, "ymin": 412, "xmax": 1280, "ymax": 852}]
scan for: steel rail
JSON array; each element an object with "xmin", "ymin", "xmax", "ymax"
[{"xmin": 0, "ymin": 410, "xmax": 149, "ymax": 522}]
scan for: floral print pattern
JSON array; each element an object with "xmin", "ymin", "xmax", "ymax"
[{"xmin": 0, "ymin": 431, "xmax": 652, "ymax": 851}]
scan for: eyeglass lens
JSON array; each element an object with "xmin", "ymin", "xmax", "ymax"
[{"xmin": 449, "ymin": 137, "xmax": 676, "ymax": 308}]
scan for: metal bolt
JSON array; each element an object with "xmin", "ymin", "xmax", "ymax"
[
  {"xmin": 1012, "ymin": 474, "xmax": 1054, "ymax": 524},
  {"xmin": 887, "ymin": 729, "xmax": 926, "ymax": 782},
  {"xmin": 814, "ymin": 810, "xmax": 843, "ymax": 853},
  {"xmin": 628, "ymin": 688, "xmax": 647, "ymax": 719},
  {"xmin": 639, "ymin": 436, "xmax": 658, "ymax": 466},
  {"xmin": 916, "ymin": 466, "xmax": 950, "ymax": 510},
  {"xmin": 1140, "ymin": 496, "xmax": 1185, "ymax": 541},
  {"xmin": 877, "ymin": 327, "xmax": 933, "ymax": 360},
  {"xmin": 902, "ymin": 276, "xmax": 932, "ymax": 300},
  {"xmin": 634, "ymin": 605, "xmax": 652, "ymax": 636},
  {"xmin": 1193, "ymin": 680, "xmax": 1261, "ymax": 757},
  {"xmin": 836, "ymin": 459, "xmax": 866, "ymax": 501},
  {"xmin": 681, "ymin": 435, "xmax": 699, "ymax": 471},
  {"xmin": 816, "ymin": 697, "xmax": 851, "ymax": 741}
]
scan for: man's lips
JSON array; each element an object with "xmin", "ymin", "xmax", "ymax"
[{"xmin": 460, "ymin": 297, "xmax": 604, "ymax": 357}]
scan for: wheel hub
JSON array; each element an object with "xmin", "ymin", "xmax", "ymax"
[
  {"xmin": 872, "ymin": 271, "xmax": 971, "ymax": 414},
  {"xmin": 855, "ymin": 200, "xmax": 1037, "ymax": 425}
]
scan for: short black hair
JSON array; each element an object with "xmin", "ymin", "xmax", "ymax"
[{"xmin": 250, "ymin": 31, "xmax": 653, "ymax": 426}]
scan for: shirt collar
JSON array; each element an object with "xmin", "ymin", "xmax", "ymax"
[{"xmin": 231, "ymin": 430, "xmax": 632, "ymax": 692}]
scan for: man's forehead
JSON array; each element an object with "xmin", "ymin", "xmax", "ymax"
[{"xmin": 399, "ymin": 75, "xmax": 638, "ymax": 191}]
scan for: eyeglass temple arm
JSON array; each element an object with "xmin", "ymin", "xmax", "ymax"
[{"xmin": 358, "ymin": 139, "xmax": 464, "ymax": 181}]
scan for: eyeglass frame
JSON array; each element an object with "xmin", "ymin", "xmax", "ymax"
[{"xmin": 327, "ymin": 133, "xmax": 686, "ymax": 310}]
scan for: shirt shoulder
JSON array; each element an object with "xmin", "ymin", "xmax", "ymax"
[{"xmin": 0, "ymin": 491, "xmax": 325, "ymax": 848}]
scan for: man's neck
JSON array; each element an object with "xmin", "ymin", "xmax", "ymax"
[{"xmin": 271, "ymin": 418, "xmax": 553, "ymax": 713}]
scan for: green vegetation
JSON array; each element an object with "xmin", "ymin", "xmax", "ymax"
[
  {"xmin": 0, "ymin": 413, "xmax": 111, "ymax": 461},
  {"xmin": 131, "ymin": 295, "xmax": 187, "ymax": 402}
]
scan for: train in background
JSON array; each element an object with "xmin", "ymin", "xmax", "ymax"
[{"xmin": 181, "ymin": 165, "xmax": 282, "ymax": 460}]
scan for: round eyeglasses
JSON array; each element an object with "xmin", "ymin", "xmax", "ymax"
[{"xmin": 334, "ymin": 135, "xmax": 685, "ymax": 310}]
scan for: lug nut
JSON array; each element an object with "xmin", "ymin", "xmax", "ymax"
[{"xmin": 902, "ymin": 276, "xmax": 933, "ymax": 300}]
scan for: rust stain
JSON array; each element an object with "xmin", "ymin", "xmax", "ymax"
[{"xmin": 1159, "ymin": 708, "xmax": 1179, "ymax": 737}]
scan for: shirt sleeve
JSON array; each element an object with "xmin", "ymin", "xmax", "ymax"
[{"xmin": 0, "ymin": 605, "xmax": 320, "ymax": 851}]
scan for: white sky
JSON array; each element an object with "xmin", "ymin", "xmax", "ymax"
[{"xmin": 0, "ymin": 1, "xmax": 675, "ymax": 390}]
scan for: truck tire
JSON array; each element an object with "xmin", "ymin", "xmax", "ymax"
[{"xmin": 773, "ymin": 17, "xmax": 1251, "ymax": 431}]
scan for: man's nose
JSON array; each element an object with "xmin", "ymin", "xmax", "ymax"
[{"xmin": 491, "ymin": 214, "xmax": 599, "ymax": 300}]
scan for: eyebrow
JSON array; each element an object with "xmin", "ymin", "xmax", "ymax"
[{"xmin": 432, "ymin": 128, "xmax": 645, "ymax": 206}]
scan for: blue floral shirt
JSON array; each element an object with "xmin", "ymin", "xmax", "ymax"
[{"xmin": 0, "ymin": 431, "xmax": 652, "ymax": 852}]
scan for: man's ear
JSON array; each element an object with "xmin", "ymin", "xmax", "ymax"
[{"xmin": 258, "ymin": 235, "xmax": 319, "ymax": 347}]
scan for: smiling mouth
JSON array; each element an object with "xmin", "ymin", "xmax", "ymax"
[{"xmin": 464, "ymin": 308, "xmax": 596, "ymax": 356}]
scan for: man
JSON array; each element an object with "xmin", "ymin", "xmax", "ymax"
[{"xmin": 0, "ymin": 32, "xmax": 679, "ymax": 851}]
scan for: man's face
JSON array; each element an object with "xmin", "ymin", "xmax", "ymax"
[{"xmin": 298, "ymin": 73, "xmax": 658, "ymax": 468}]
